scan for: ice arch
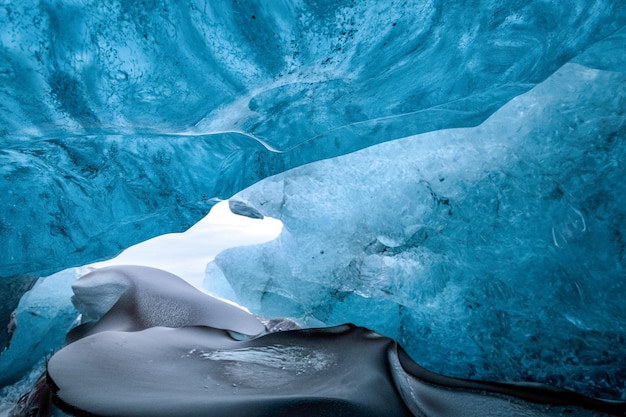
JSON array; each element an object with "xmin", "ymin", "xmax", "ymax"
[
  {"xmin": 1, "ymin": 0, "xmax": 625, "ymax": 412},
  {"xmin": 206, "ymin": 49, "xmax": 626, "ymax": 399},
  {"xmin": 1, "ymin": 0, "xmax": 625, "ymax": 277}
]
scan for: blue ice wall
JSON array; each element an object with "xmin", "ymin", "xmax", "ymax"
[
  {"xmin": 0, "ymin": 268, "xmax": 79, "ymax": 387},
  {"xmin": 206, "ymin": 29, "xmax": 626, "ymax": 400},
  {"xmin": 1, "ymin": 0, "xmax": 625, "ymax": 277}
]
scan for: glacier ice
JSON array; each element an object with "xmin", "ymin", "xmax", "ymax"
[
  {"xmin": 48, "ymin": 325, "xmax": 624, "ymax": 417},
  {"xmin": 206, "ymin": 56, "xmax": 626, "ymax": 400},
  {"xmin": 0, "ymin": 0, "xmax": 626, "ymax": 413},
  {"xmin": 0, "ymin": 268, "xmax": 81, "ymax": 387},
  {"xmin": 43, "ymin": 266, "xmax": 626, "ymax": 417},
  {"xmin": 1, "ymin": 0, "xmax": 625, "ymax": 277}
]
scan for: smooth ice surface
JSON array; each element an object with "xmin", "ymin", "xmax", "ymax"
[
  {"xmin": 49, "ymin": 326, "xmax": 409, "ymax": 417},
  {"xmin": 1, "ymin": 0, "xmax": 625, "ymax": 277},
  {"xmin": 207, "ymin": 55, "xmax": 626, "ymax": 400},
  {"xmin": 68, "ymin": 265, "xmax": 264, "ymax": 342},
  {"xmin": 47, "ymin": 325, "xmax": 624, "ymax": 417},
  {"xmin": 42, "ymin": 267, "xmax": 626, "ymax": 416}
]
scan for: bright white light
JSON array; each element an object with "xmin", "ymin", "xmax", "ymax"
[{"xmin": 90, "ymin": 201, "xmax": 282, "ymax": 288}]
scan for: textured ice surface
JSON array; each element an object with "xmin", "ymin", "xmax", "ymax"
[
  {"xmin": 0, "ymin": 268, "xmax": 82, "ymax": 387},
  {"xmin": 1, "ymin": 0, "xmax": 626, "ymax": 410},
  {"xmin": 1, "ymin": 0, "xmax": 625, "ymax": 277},
  {"xmin": 206, "ymin": 56, "xmax": 626, "ymax": 400},
  {"xmin": 6, "ymin": 266, "xmax": 614, "ymax": 417},
  {"xmin": 39, "ymin": 266, "xmax": 626, "ymax": 416}
]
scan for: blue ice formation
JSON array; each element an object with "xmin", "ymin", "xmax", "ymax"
[
  {"xmin": 206, "ymin": 50, "xmax": 626, "ymax": 400},
  {"xmin": 0, "ymin": 268, "xmax": 81, "ymax": 387},
  {"xmin": 1, "ymin": 0, "xmax": 626, "ymax": 412},
  {"xmin": 40, "ymin": 266, "xmax": 626, "ymax": 416},
  {"xmin": 1, "ymin": 0, "xmax": 625, "ymax": 278}
]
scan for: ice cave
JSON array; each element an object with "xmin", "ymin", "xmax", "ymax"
[{"xmin": 1, "ymin": 1, "xmax": 626, "ymax": 416}]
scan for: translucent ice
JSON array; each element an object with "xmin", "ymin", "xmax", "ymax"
[
  {"xmin": 0, "ymin": 268, "xmax": 81, "ymax": 387},
  {"xmin": 47, "ymin": 325, "xmax": 625, "ymax": 416},
  {"xmin": 44, "ymin": 267, "xmax": 626, "ymax": 416},
  {"xmin": 206, "ymin": 58, "xmax": 626, "ymax": 400},
  {"xmin": 1, "ymin": 0, "xmax": 624, "ymax": 277}
]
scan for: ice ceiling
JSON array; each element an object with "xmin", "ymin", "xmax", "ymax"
[
  {"xmin": 2, "ymin": 0, "xmax": 624, "ymax": 278},
  {"xmin": 1, "ymin": 0, "xmax": 626, "ymax": 411}
]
